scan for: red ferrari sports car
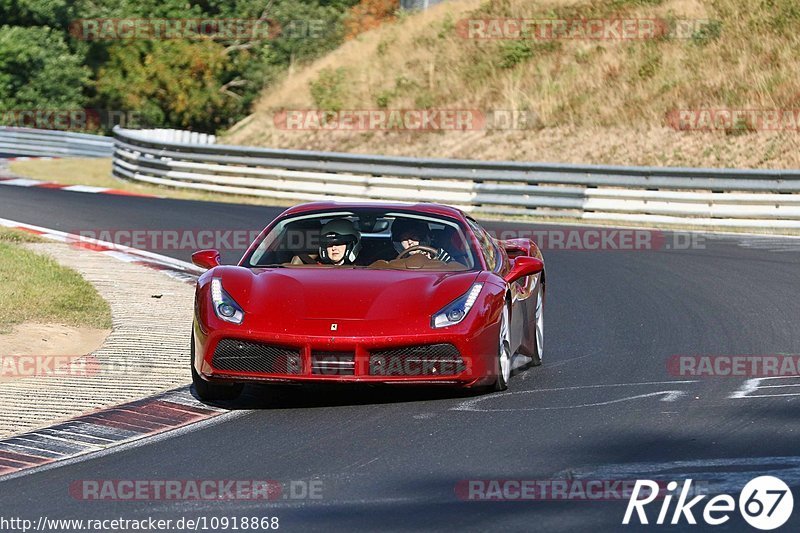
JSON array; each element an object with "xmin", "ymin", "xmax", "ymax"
[{"xmin": 190, "ymin": 202, "xmax": 545, "ymax": 400}]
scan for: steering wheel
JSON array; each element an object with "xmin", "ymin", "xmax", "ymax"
[{"xmin": 397, "ymin": 245, "xmax": 439, "ymax": 260}]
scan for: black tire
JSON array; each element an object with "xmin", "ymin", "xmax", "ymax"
[
  {"xmin": 530, "ymin": 282, "xmax": 544, "ymax": 367},
  {"xmin": 493, "ymin": 304, "xmax": 511, "ymax": 391},
  {"xmin": 191, "ymin": 334, "xmax": 243, "ymax": 401}
]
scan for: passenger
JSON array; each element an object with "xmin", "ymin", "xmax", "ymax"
[
  {"xmin": 391, "ymin": 218, "xmax": 452, "ymax": 262},
  {"xmin": 318, "ymin": 218, "xmax": 362, "ymax": 265}
]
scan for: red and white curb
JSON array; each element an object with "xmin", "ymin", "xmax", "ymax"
[
  {"xmin": 1, "ymin": 156, "xmax": 57, "ymax": 162},
  {"xmin": 0, "ymin": 217, "xmax": 203, "ymax": 284},
  {"xmin": 0, "ymin": 219, "xmax": 230, "ymax": 480},
  {"xmin": 0, "ymin": 175, "xmax": 156, "ymax": 198},
  {"xmin": 0, "ymin": 387, "xmax": 229, "ymax": 480}
]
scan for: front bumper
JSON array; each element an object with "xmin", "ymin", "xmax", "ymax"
[{"xmin": 193, "ymin": 322, "xmax": 499, "ymax": 387}]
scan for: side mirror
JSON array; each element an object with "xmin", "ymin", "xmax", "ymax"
[
  {"xmin": 503, "ymin": 256, "xmax": 544, "ymax": 284},
  {"xmin": 192, "ymin": 249, "xmax": 221, "ymax": 270},
  {"xmin": 503, "ymin": 243, "xmax": 527, "ymax": 259},
  {"xmin": 502, "ymin": 238, "xmax": 531, "ymax": 259}
]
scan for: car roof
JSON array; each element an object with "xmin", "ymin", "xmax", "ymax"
[{"xmin": 279, "ymin": 201, "xmax": 469, "ymax": 220}]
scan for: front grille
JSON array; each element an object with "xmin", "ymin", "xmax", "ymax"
[
  {"xmin": 311, "ymin": 351, "xmax": 355, "ymax": 376},
  {"xmin": 212, "ymin": 339, "xmax": 302, "ymax": 374},
  {"xmin": 369, "ymin": 344, "xmax": 465, "ymax": 376}
]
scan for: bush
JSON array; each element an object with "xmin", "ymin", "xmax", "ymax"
[
  {"xmin": 310, "ymin": 67, "xmax": 349, "ymax": 112},
  {"xmin": 691, "ymin": 20, "xmax": 723, "ymax": 46},
  {"xmin": 499, "ymin": 42, "xmax": 534, "ymax": 69},
  {"xmin": 344, "ymin": 0, "xmax": 398, "ymax": 39}
]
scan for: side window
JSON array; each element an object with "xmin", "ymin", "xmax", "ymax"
[{"xmin": 467, "ymin": 219, "xmax": 499, "ymax": 272}]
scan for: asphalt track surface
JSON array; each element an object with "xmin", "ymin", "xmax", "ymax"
[{"xmin": 1, "ymin": 185, "xmax": 799, "ymax": 532}]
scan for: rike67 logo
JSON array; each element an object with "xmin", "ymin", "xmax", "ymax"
[{"xmin": 623, "ymin": 476, "xmax": 794, "ymax": 530}]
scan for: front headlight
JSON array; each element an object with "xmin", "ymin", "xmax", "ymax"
[
  {"xmin": 431, "ymin": 283, "xmax": 483, "ymax": 328},
  {"xmin": 211, "ymin": 278, "xmax": 244, "ymax": 324}
]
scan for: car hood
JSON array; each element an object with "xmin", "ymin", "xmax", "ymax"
[{"xmin": 214, "ymin": 266, "xmax": 481, "ymax": 333}]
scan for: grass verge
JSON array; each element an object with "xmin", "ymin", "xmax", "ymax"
[{"xmin": 0, "ymin": 229, "xmax": 112, "ymax": 334}]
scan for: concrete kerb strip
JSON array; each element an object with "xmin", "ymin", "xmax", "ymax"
[{"xmin": 0, "ymin": 218, "xmax": 213, "ymax": 447}]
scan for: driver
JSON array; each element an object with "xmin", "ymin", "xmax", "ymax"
[
  {"xmin": 318, "ymin": 218, "xmax": 361, "ymax": 265},
  {"xmin": 391, "ymin": 218, "xmax": 452, "ymax": 262}
]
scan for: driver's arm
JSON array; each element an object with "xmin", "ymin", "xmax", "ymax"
[{"xmin": 290, "ymin": 253, "xmax": 318, "ymax": 265}]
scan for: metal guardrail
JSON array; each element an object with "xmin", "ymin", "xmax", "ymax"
[
  {"xmin": 401, "ymin": 0, "xmax": 447, "ymax": 10},
  {"xmin": 112, "ymin": 126, "xmax": 800, "ymax": 229},
  {"xmin": 123, "ymin": 129, "xmax": 216, "ymax": 145},
  {"xmin": 0, "ymin": 127, "xmax": 114, "ymax": 158}
]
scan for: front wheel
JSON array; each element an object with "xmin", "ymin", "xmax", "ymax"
[
  {"xmin": 530, "ymin": 284, "xmax": 544, "ymax": 366},
  {"xmin": 493, "ymin": 304, "xmax": 512, "ymax": 391},
  {"xmin": 191, "ymin": 334, "xmax": 243, "ymax": 401}
]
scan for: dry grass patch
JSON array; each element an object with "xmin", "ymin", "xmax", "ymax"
[{"xmin": 223, "ymin": 0, "xmax": 800, "ymax": 169}]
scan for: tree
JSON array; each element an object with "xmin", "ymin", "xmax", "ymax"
[
  {"xmin": 0, "ymin": 25, "xmax": 90, "ymax": 110},
  {"xmin": 0, "ymin": 0, "xmax": 73, "ymax": 28},
  {"xmin": 0, "ymin": 0, "xmax": 371, "ymax": 132},
  {"xmin": 95, "ymin": 40, "xmax": 249, "ymax": 132}
]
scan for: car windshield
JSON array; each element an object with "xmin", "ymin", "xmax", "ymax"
[{"xmin": 244, "ymin": 209, "xmax": 477, "ymax": 271}]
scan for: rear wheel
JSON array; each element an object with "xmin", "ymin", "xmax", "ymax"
[
  {"xmin": 493, "ymin": 304, "xmax": 512, "ymax": 391},
  {"xmin": 191, "ymin": 334, "xmax": 243, "ymax": 401}
]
